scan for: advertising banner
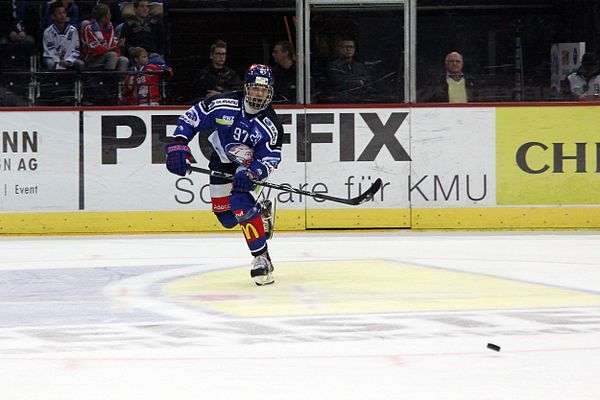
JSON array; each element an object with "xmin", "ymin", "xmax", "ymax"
[
  {"xmin": 410, "ymin": 107, "xmax": 496, "ymax": 207},
  {"xmin": 83, "ymin": 109, "xmax": 414, "ymax": 214},
  {"xmin": 84, "ymin": 110, "xmax": 194, "ymax": 211},
  {"xmin": 298, "ymin": 108, "xmax": 410, "ymax": 209},
  {"xmin": 497, "ymin": 106, "xmax": 600, "ymax": 205},
  {"xmin": 2, "ymin": 104, "xmax": 599, "ymax": 233},
  {"xmin": 298, "ymin": 108, "xmax": 412, "ymax": 227},
  {"xmin": 0, "ymin": 112, "xmax": 79, "ymax": 211}
]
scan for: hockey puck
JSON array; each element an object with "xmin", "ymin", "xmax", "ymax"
[{"xmin": 487, "ymin": 343, "xmax": 501, "ymax": 352}]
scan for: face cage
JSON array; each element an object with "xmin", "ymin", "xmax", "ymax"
[{"xmin": 244, "ymin": 83, "xmax": 274, "ymax": 111}]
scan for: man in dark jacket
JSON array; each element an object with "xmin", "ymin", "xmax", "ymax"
[
  {"xmin": 421, "ymin": 51, "xmax": 477, "ymax": 103},
  {"xmin": 271, "ymin": 40, "xmax": 296, "ymax": 103},
  {"xmin": 192, "ymin": 40, "xmax": 242, "ymax": 101},
  {"xmin": 0, "ymin": 1, "xmax": 35, "ymax": 51},
  {"xmin": 120, "ymin": 0, "xmax": 164, "ymax": 58},
  {"xmin": 326, "ymin": 38, "xmax": 372, "ymax": 103}
]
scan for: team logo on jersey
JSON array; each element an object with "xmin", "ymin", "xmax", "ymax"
[
  {"xmin": 225, "ymin": 143, "xmax": 254, "ymax": 166},
  {"xmin": 216, "ymin": 115, "xmax": 235, "ymax": 126},
  {"xmin": 249, "ymin": 129, "xmax": 261, "ymax": 145},
  {"xmin": 208, "ymin": 98, "xmax": 239, "ymax": 110}
]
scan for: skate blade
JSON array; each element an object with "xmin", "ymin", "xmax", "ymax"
[{"xmin": 253, "ymin": 273, "xmax": 275, "ymax": 286}]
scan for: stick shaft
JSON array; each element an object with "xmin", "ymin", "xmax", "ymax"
[{"xmin": 186, "ymin": 165, "xmax": 380, "ymax": 206}]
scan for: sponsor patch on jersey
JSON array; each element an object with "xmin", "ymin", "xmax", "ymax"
[
  {"xmin": 209, "ymin": 98, "xmax": 239, "ymax": 109},
  {"xmin": 216, "ymin": 115, "xmax": 235, "ymax": 126},
  {"xmin": 262, "ymin": 117, "xmax": 278, "ymax": 145},
  {"xmin": 212, "ymin": 196, "xmax": 231, "ymax": 212}
]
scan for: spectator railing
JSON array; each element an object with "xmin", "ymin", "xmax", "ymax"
[{"xmin": 0, "ymin": 70, "xmax": 171, "ymax": 106}]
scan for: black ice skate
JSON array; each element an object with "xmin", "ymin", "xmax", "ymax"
[
  {"xmin": 250, "ymin": 253, "xmax": 274, "ymax": 286},
  {"xmin": 259, "ymin": 199, "xmax": 276, "ymax": 240}
]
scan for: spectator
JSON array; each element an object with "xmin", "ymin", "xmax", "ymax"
[
  {"xmin": 81, "ymin": 3, "xmax": 128, "ymax": 71},
  {"xmin": 43, "ymin": 0, "xmax": 80, "ymax": 30},
  {"xmin": 191, "ymin": 40, "xmax": 242, "ymax": 101},
  {"xmin": 120, "ymin": 0, "xmax": 165, "ymax": 59},
  {"xmin": 326, "ymin": 37, "xmax": 372, "ymax": 102},
  {"xmin": 1, "ymin": 1, "xmax": 34, "ymax": 44},
  {"xmin": 421, "ymin": 51, "xmax": 477, "ymax": 103},
  {"xmin": 79, "ymin": 0, "xmax": 120, "ymax": 26},
  {"xmin": 42, "ymin": 2, "xmax": 84, "ymax": 70},
  {"xmin": 564, "ymin": 53, "xmax": 600, "ymax": 101},
  {"xmin": 122, "ymin": 46, "xmax": 172, "ymax": 105},
  {"xmin": 0, "ymin": 0, "xmax": 34, "ymax": 76},
  {"xmin": 119, "ymin": 0, "xmax": 164, "ymax": 20},
  {"xmin": 271, "ymin": 40, "xmax": 296, "ymax": 103},
  {"xmin": 0, "ymin": 0, "xmax": 34, "ymax": 51}
]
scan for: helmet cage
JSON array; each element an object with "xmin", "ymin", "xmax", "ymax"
[{"xmin": 244, "ymin": 82, "xmax": 274, "ymax": 111}]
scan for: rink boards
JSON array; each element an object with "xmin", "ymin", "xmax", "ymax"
[{"xmin": 0, "ymin": 104, "xmax": 599, "ymax": 233}]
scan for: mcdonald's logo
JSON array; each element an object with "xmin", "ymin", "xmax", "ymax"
[{"xmin": 240, "ymin": 222, "xmax": 260, "ymax": 240}]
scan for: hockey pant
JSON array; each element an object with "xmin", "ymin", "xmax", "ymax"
[{"xmin": 209, "ymin": 156, "xmax": 268, "ymax": 257}]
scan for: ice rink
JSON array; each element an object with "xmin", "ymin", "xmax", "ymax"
[{"xmin": 1, "ymin": 231, "xmax": 599, "ymax": 400}]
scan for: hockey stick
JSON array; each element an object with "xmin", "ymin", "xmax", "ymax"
[{"xmin": 186, "ymin": 165, "xmax": 382, "ymax": 206}]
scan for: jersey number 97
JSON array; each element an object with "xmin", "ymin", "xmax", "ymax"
[{"xmin": 233, "ymin": 127, "xmax": 249, "ymax": 142}]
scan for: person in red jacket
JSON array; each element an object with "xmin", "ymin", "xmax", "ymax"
[
  {"xmin": 81, "ymin": 3, "xmax": 128, "ymax": 71},
  {"xmin": 122, "ymin": 46, "xmax": 172, "ymax": 105}
]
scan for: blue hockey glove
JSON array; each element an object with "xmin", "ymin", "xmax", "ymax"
[
  {"xmin": 248, "ymin": 160, "xmax": 269, "ymax": 180},
  {"xmin": 233, "ymin": 161, "xmax": 269, "ymax": 192},
  {"xmin": 233, "ymin": 169, "xmax": 256, "ymax": 192},
  {"xmin": 165, "ymin": 139, "xmax": 193, "ymax": 176}
]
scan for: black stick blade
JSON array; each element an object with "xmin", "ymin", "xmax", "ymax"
[{"xmin": 349, "ymin": 178, "xmax": 383, "ymax": 205}]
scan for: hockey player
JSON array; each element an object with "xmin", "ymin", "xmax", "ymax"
[{"xmin": 165, "ymin": 64, "xmax": 283, "ymax": 286}]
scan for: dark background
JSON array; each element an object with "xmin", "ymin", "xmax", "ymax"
[{"xmin": 4, "ymin": 0, "xmax": 600, "ymax": 104}]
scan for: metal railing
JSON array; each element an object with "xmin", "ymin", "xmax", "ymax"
[{"xmin": 0, "ymin": 70, "xmax": 170, "ymax": 106}]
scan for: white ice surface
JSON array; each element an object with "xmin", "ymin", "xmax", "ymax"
[{"xmin": 0, "ymin": 231, "xmax": 599, "ymax": 400}]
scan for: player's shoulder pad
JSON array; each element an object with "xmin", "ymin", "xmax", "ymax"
[{"xmin": 202, "ymin": 91, "xmax": 243, "ymax": 112}]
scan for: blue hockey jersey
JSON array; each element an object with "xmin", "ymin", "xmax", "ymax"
[{"xmin": 173, "ymin": 91, "xmax": 283, "ymax": 176}]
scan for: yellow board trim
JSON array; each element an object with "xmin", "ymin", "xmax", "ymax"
[
  {"xmin": 0, "ymin": 210, "xmax": 306, "ymax": 235},
  {"xmin": 1, "ymin": 207, "xmax": 600, "ymax": 234},
  {"xmin": 307, "ymin": 208, "xmax": 410, "ymax": 228},
  {"xmin": 413, "ymin": 207, "xmax": 600, "ymax": 229}
]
